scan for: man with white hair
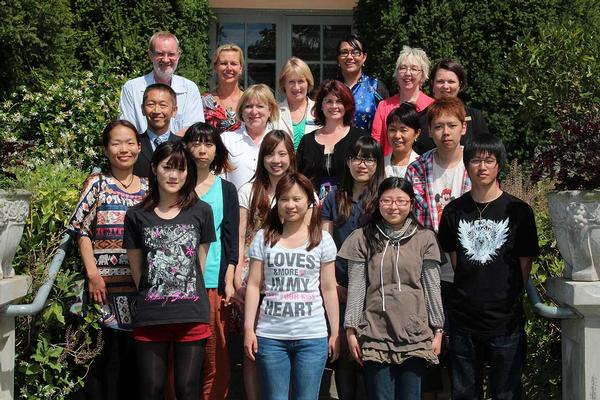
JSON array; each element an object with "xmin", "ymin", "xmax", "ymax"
[{"xmin": 119, "ymin": 31, "xmax": 204, "ymax": 136}]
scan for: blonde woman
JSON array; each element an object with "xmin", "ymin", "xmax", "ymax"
[{"xmin": 276, "ymin": 57, "xmax": 320, "ymax": 149}]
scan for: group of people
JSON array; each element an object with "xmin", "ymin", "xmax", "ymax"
[{"xmin": 67, "ymin": 30, "xmax": 539, "ymax": 400}]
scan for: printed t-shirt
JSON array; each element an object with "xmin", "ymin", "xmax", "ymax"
[
  {"xmin": 438, "ymin": 192, "xmax": 539, "ymax": 336},
  {"xmin": 248, "ymin": 229, "xmax": 337, "ymax": 340},
  {"xmin": 123, "ymin": 202, "xmax": 216, "ymax": 327},
  {"xmin": 200, "ymin": 176, "xmax": 223, "ymax": 288}
]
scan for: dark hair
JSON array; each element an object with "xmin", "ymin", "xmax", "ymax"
[
  {"xmin": 363, "ymin": 177, "xmax": 417, "ymax": 258},
  {"xmin": 143, "ymin": 83, "xmax": 177, "ymax": 106},
  {"xmin": 247, "ymin": 130, "xmax": 296, "ymax": 235},
  {"xmin": 263, "ymin": 173, "xmax": 322, "ymax": 251},
  {"xmin": 313, "ymin": 80, "xmax": 355, "ymax": 127},
  {"xmin": 430, "ymin": 58, "xmax": 468, "ymax": 94},
  {"xmin": 337, "ymin": 34, "xmax": 367, "ymax": 55},
  {"xmin": 385, "ymin": 102, "xmax": 421, "ymax": 131},
  {"xmin": 102, "ymin": 120, "xmax": 139, "ymax": 147},
  {"xmin": 335, "ymin": 136, "xmax": 384, "ymax": 225},
  {"xmin": 182, "ymin": 122, "xmax": 232, "ymax": 174},
  {"xmin": 141, "ymin": 141, "xmax": 198, "ymax": 210},
  {"xmin": 463, "ymin": 134, "xmax": 507, "ymax": 171},
  {"xmin": 427, "ymin": 96, "xmax": 466, "ymax": 126}
]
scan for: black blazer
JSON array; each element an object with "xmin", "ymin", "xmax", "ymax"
[
  {"xmin": 216, "ymin": 179, "xmax": 240, "ymax": 295},
  {"xmin": 133, "ymin": 132, "xmax": 182, "ymax": 178}
]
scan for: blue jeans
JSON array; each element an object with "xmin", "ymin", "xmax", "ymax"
[
  {"xmin": 363, "ymin": 357, "xmax": 426, "ymax": 400},
  {"xmin": 256, "ymin": 336, "xmax": 328, "ymax": 400},
  {"xmin": 450, "ymin": 328, "xmax": 526, "ymax": 400}
]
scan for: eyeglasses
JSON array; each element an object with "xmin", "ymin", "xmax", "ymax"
[
  {"xmin": 350, "ymin": 157, "xmax": 377, "ymax": 167},
  {"xmin": 152, "ymin": 51, "xmax": 179, "ymax": 59},
  {"xmin": 380, "ymin": 198, "xmax": 411, "ymax": 207},
  {"xmin": 468, "ymin": 158, "xmax": 497, "ymax": 167},
  {"xmin": 397, "ymin": 65, "xmax": 422, "ymax": 75},
  {"xmin": 338, "ymin": 49, "xmax": 363, "ymax": 58}
]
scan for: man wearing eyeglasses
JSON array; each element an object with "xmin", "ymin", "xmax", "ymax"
[{"xmin": 119, "ymin": 31, "xmax": 204, "ymax": 137}]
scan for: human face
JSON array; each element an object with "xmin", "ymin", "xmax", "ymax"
[
  {"xmin": 387, "ymin": 121, "xmax": 420, "ymax": 155},
  {"xmin": 150, "ymin": 37, "xmax": 180, "ymax": 80},
  {"xmin": 187, "ymin": 139, "xmax": 216, "ymax": 170},
  {"xmin": 264, "ymin": 141, "xmax": 291, "ymax": 178},
  {"xmin": 396, "ymin": 56, "xmax": 423, "ymax": 93},
  {"xmin": 153, "ymin": 156, "xmax": 187, "ymax": 195},
  {"xmin": 242, "ymin": 97, "xmax": 270, "ymax": 133},
  {"xmin": 215, "ymin": 50, "xmax": 242, "ymax": 85},
  {"xmin": 337, "ymin": 41, "xmax": 367, "ymax": 76},
  {"xmin": 347, "ymin": 154, "xmax": 377, "ymax": 183},
  {"xmin": 322, "ymin": 93, "xmax": 346, "ymax": 122},
  {"xmin": 429, "ymin": 113, "xmax": 466, "ymax": 151},
  {"xmin": 467, "ymin": 151, "xmax": 499, "ymax": 187},
  {"xmin": 277, "ymin": 183, "xmax": 309, "ymax": 223},
  {"xmin": 283, "ymin": 73, "xmax": 308, "ymax": 103},
  {"xmin": 379, "ymin": 188, "xmax": 412, "ymax": 228},
  {"xmin": 104, "ymin": 125, "xmax": 140, "ymax": 170},
  {"xmin": 142, "ymin": 89, "xmax": 177, "ymax": 134},
  {"xmin": 433, "ymin": 68, "xmax": 461, "ymax": 98}
]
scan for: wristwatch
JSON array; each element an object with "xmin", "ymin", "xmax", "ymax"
[{"xmin": 433, "ymin": 328, "xmax": 444, "ymax": 334}]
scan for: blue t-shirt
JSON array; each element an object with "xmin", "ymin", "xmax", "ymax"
[
  {"xmin": 200, "ymin": 176, "xmax": 223, "ymax": 288},
  {"xmin": 321, "ymin": 188, "xmax": 366, "ymax": 287}
]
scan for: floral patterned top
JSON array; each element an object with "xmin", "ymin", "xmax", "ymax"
[
  {"xmin": 202, "ymin": 92, "xmax": 241, "ymax": 134},
  {"xmin": 68, "ymin": 173, "xmax": 148, "ymax": 330},
  {"xmin": 338, "ymin": 74, "xmax": 389, "ymax": 131}
]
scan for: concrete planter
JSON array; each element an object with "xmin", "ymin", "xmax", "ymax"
[
  {"xmin": 0, "ymin": 190, "xmax": 31, "ymax": 280},
  {"xmin": 547, "ymin": 189, "xmax": 600, "ymax": 281}
]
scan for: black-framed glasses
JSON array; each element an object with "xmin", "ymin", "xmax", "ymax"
[
  {"xmin": 338, "ymin": 49, "xmax": 363, "ymax": 58},
  {"xmin": 350, "ymin": 156, "xmax": 377, "ymax": 167}
]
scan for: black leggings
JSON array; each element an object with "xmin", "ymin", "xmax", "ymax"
[{"xmin": 135, "ymin": 339, "xmax": 207, "ymax": 400}]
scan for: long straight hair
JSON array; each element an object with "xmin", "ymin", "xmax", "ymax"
[
  {"xmin": 335, "ymin": 136, "xmax": 384, "ymax": 225},
  {"xmin": 247, "ymin": 130, "xmax": 296, "ymax": 234},
  {"xmin": 263, "ymin": 173, "xmax": 322, "ymax": 251},
  {"xmin": 141, "ymin": 141, "xmax": 198, "ymax": 210}
]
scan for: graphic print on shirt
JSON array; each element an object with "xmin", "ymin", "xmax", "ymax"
[
  {"xmin": 263, "ymin": 251, "xmax": 320, "ymax": 318},
  {"xmin": 457, "ymin": 218, "xmax": 509, "ymax": 265},
  {"xmin": 435, "ymin": 187, "xmax": 455, "ymax": 217},
  {"xmin": 144, "ymin": 224, "xmax": 199, "ymax": 301}
]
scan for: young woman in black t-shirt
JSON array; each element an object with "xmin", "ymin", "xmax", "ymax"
[{"xmin": 123, "ymin": 141, "xmax": 216, "ymax": 400}]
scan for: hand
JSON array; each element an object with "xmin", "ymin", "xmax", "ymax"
[
  {"xmin": 223, "ymin": 282, "xmax": 235, "ymax": 306},
  {"xmin": 336, "ymin": 285, "xmax": 348, "ymax": 303},
  {"xmin": 328, "ymin": 333, "xmax": 340, "ymax": 362},
  {"xmin": 346, "ymin": 329, "xmax": 363, "ymax": 366},
  {"xmin": 88, "ymin": 273, "xmax": 107, "ymax": 305},
  {"xmin": 432, "ymin": 332, "xmax": 443, "ymax": 356},
  {"xmin": 244, "ymin": 329, "xmax": 258, "ymax": 361}
]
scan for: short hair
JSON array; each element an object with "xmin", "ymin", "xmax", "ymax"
[
  {"xmin": 393, "ymin": 45, "xmax": 431, "ymax": 84},
  {"xmin": 102, "ymin": 120, "xmax": 139, "ymax": 148},
  {"xmin": 385, "ymin": 102, "xmax": 421, "ymax": 131},
  {"xmin": 463, "ymin": 134, "xmax": 507, "ymax": 171},
  {"xmin": 427, "ymin": 96, "xmax": 466, "ymax": 126},
  {"xmin": 148, "ymin": 31, "xmax": 180, "ymax": 53},
  {"xmin": 430, "ymin": 58, "xmax": 468, "ymax": 93},
  {"xmin": 313, "ymin": 79, "xmax": 355, "ymax": 127},
  {"xmin": 236, "ymin": 84, "xmax": 280, "ymax": 124},
  {"xmin": 212, "ymin": 43, "xmax": 245, "ymax": 72},
  {"xmin": 336, "ymin": 34, "xmax": 367, "ymax": 54},
  {"xmin": 278, "ymin": 57, "xmax": 315, "ymax": 94},
  {"xmin": 142, "ymin": 83, "xmax": 177, "ymax": 106},
  {"xmin": 182, "ymin": 122, "xmax": 232, "ymax": 174}
]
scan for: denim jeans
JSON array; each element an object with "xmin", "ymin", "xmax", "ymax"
[
  {"xmin": 363, "ymin": 357, "xmax": 426, "ymax": 400},
  {"xmin": 256, "ymin": 336, "xmax": 328, "ymax": 400},
  {"xmin": 450, "ymin": 327, "xmax": 527, "ymax": 400}
]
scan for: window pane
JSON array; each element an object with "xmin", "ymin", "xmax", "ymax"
[
  {"xmin": 248, "ymin": 63, "xmax": 276, "ymax": 89},
  {"xmin": 247, "ymin": 24, "xmax": 276, "ymax": 60},
  {"xmin": 306, "ymin": 63, "xmax": 321, "ymax": 89},
  {"xmin": 323, "ymin": 64, "xmax": 340, "ymax": 81},
  {"xmin": 323, "ymin": 25, "xmax": 352, "ymax": 61},
  {"xmin": 292, "ymin": 25, "xmax": 320, "ymax": 61},
  {"xmin": 217, "ymin": 23, "xmax": 244, "ymax": 48}
]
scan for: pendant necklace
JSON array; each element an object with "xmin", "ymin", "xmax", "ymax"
[
  {"xmin": 113, "ymin": 174, "xmax": 134, "ymax": 189},
  {"xmin": 475, "ymin": 201, "xmax": 491, "ymax": 220}
]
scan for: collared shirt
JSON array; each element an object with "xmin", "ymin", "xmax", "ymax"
[
  {"xmin": 339, "ymin": 74, "xmax": 389, "ymax": 131},
  {"xmin": 146, "ymin": 129, "xmax": 173, "ymax": 151},
  {"xmin": 119, "ymin": 72, "xmax": 204, "ymax": 134},
  {"xmin": 405, "ymin": 148, "xmax": 471, "ymax": 231},
  {"xmin": 221, "ymin": 124, "xmax": 269, "ymax": 190}
]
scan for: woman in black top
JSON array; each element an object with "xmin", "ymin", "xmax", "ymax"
[{"xmin": 296, "ymin": 79, "xmax": 367, "ymax": 200}]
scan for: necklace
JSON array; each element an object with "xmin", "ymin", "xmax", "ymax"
[
  {"xmin": 113, "ymin": 174, "xmax": 134, "ymax": 189},
  {"xmin": 475, "ymin": 201, "xmax": 491, "ymax": 220}
]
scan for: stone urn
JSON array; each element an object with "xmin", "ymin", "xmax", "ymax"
[
  {"xmin": 547, "ymin": 190, "xmax": 600, "ymax": 281},
  {"xmin": 0, "ymin": 190, "xmax": 31, "ymax": 279}
]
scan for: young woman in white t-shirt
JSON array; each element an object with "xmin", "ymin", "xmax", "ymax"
[{"xmin": 244, "ymin": 173, "xmax": 340, "ymax": 400}]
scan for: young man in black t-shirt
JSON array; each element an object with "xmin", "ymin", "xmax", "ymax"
[{"xmin": 438, "ymin": 135, "xmax": 539, "ymax": 400}]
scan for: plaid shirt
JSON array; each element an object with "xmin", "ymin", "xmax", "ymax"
[{"xmin": 405, "ymin": 149, "xmax": 471, "ymax": 231}]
